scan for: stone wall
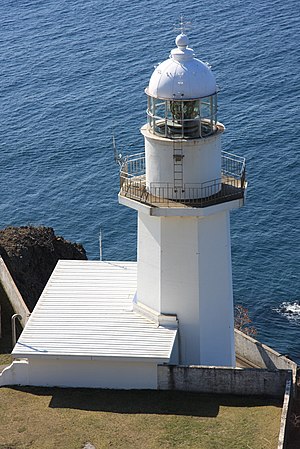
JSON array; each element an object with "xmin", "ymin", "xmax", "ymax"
[
  {"xmin": 235, "ymin": 329, "xmax": 298, "ymax": 388},
  {"xmin": 277, "ymin": 380, "xmax": 292, "ymax": 449},
  {"xmin": 158, "ymin": 365, "xmax": 292, "ymax": 397}
]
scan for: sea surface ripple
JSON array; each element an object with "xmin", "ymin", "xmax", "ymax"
[{"xmin": 0, "ymin": 0, "xmax": 299, "ymax": 361}]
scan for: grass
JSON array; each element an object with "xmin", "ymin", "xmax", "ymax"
[
  {"xmin": 0, "ymin": 353, "xmax": 12, "ymax": 366},
  {"xmin": 0, "ymin": 387, "xmax": 282, "ymax": 449},
  {"xmin": 0, "ymin": 281, "xmax": 284, "ymax": 448}
]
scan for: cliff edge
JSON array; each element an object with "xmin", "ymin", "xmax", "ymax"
[{"xmin": 0, "ymin": 226, "xmax": 87, "ymax": 311}]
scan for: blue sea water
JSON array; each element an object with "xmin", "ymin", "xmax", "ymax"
[{"xmin": 0, "ymin": 0, "xmax": 299, "ymax": 361}]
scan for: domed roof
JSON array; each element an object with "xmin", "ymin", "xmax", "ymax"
[{"xmin": 147, "ymin": 34, "xmax": 217, "ymax": 100}]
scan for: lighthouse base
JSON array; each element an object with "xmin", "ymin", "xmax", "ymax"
[{"xmin": 137, "ymin": 209, "xmax": 236, "ymax": 367}]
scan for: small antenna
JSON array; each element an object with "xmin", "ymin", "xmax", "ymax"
[
  {"xmin": 99, "ymin": 228, "xmax": 103, "ymax": 261},
  {"xmin": 112, "ymin": 133, "xmax": 124, "ymax": 166},
  {"xmin": 174, "ymin": 15, "xmax": 192, "ymax": 34}
]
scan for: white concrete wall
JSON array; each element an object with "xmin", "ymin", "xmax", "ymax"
[
  {"xmin": 0, "ymin": 358, "xmax": 158, "ymax": 389},
  {"xmin": 160, "ymin": 216, "xmax": 201, "ymax": 365},
  {"xmin": 0, "ymin": 360, "xmax": 29, "ymax": 386},
  {"xmin": 137, "ymin": 210, "xmax": 235, "ymax": 367},
  {"xmin": 137, "ymin": 214, "xmax": 161, "ymax": 312},
  {"xmin": 197, "ymin": 211, "xmax": 235, "ymax": 366},
  {"xmin": 142, "ymin": 126, "xmax": 222, "ymax": 198}
]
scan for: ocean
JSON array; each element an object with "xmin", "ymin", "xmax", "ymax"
[{"xmin": 0, "ymin": 0, "xmax": 299, "ymax": 362}]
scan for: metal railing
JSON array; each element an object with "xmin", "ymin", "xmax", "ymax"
[
  {"xmin": 11, "ymin": 313, "xmax": 22, "ymax": 347},
  {"xmin": 119, "ymin": 151, "xmax": 246, "ymax": 208}
]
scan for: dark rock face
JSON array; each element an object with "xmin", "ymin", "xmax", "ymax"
[{"xmin": 0, "ymin": 226, "xmax": 87, "ymax": 311}]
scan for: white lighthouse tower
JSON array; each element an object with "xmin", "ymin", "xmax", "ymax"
[{"xmin": 119, "ymin": 32, "xmax": 246, "ymax": 367}]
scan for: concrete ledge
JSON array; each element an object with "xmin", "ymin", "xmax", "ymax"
[
  {"xmin": 119, "ymin": 193, "xmax": 243, "ymax": 217},
  {"xmin": 0, "ymin": 360, "xmax": 29, "ymax": 386},
  {"xmin": 133, "ymin": 301, "xmax": 178, "ymax": 329},
  {"xmin": 0, "ymin": 257, "xmax": 30, "ymax": 327},
  {"xmin": 235, "ymin": 329, "xmax": 298, "ymax": 393},
  {"xmin": 158, "ymin": 364, "xmax": 292, "ymax": 397},
  {"xmin": 277, "ymin": 379, "xmax": 292, "ymax": 449}
]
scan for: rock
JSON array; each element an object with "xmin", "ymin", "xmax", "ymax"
[
  {"xmin": 82, "ymin": 443, "xmax": 96, "ymax": 449},
  {"xmin": 0, "ymin": 226, "xmax": 87, "ymax": 311}
]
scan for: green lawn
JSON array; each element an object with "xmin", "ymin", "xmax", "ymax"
[
  {"xmin": 0, "ymin": 353, "xmax": 12, "ymax": 366},
  {"xmin": 0, "ymin": 282, "xmax": 283, "ymax": 449},
  {"xmin": 0, "ymin": 387, "xmax": 282, "ymax": 449}
]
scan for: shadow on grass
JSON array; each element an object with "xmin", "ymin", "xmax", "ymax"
[{"xmin": 9, "ymin": 386, "xmax": 282, "ymax": 417}]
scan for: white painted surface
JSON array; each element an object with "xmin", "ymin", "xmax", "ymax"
[
  {"xmin": 137, "ymin": 215, "xmax": 161, "ymax": 312},
  {"xmin": 159, "ymin": 216, "xmax": 202, "ymax": 365},
  {"xmin": 0, "ymin": 360, "xmax": 29, "ymax": 386},
  {"xmin": 141, "ymin": 125, "xmax": 223, "ymax": 198},
  {"xmin": 137, "ymin": 211, "xmax": 235, "ymax": 367},
  {"xmin": 0, "ymin": 358, "xmax": 157, "ymax": 389},
  {"xmin": 119, "ymin": 193, "xmax": 244, "ymax": 217},
  {"xmin": 147, "ymin": 33, "xmax": 216, "ymax": 99},
  {"xmin": 197, "ymin": 212, "xmax": 235, "ymax": 366},
  {"xmin": 12, "ymin": 261, "xmax": 176, "ymax": 363},
  {"xmin": 26, "ymin": 358, "xmax": 158, "ymax": 389}
]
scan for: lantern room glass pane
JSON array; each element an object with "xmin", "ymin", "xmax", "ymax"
[
  {"xmin": 152, "ymin": 98, "xmax": 167, "ymax": 136},
  {"xmin": 200, "ymin": 97, "xmax": 211, "ymax": 119},
  {"xmin": 147, "ymin": 94, "xmax": 218, "ymax": 138}
]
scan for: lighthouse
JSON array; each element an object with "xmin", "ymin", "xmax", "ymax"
[
  {"xmin": 9, "ymin": 26, "xmax": 300, "ymax": 394},
  {"xmin": 119, "ymin": 31, "xmax": 246, "ymax": 368}
]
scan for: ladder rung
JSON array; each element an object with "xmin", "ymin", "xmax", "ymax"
[{"xmin": 173, "ymin": 145, "xmax": 183, "ymax": 188}]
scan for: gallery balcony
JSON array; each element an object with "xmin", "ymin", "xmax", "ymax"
[{"xmin": 119, "ymin": 151, "xmax": 246, "ymax": 209}]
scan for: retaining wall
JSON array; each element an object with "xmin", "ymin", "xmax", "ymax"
[
  {"xmin": 0, "ymin": 257, "xmax": 30, "ymax": 327},
  {"xmin": 235, "ymin": 329, "xmax": 298, "ymax": 388},
  {"xmin": 277, "ymin": 380, "xmax": 292, "ymax": 449},
  {"xmin": 158, "ymin": 364, "xmax": 292, "ymax": 397}
]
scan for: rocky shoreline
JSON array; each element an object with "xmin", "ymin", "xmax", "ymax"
[{"xmin": 0, "ymin": 226, "xmax": 87, "ymax": 311}]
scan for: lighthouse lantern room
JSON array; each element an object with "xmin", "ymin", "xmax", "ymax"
[{"xmin": 119, "ymin": 31, "xmax": 247, "ymax": 367}]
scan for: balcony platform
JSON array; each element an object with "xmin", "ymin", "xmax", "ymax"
[
  {"xmin": 118, "ymin": 150, "xmax": 246, "ymax": 211},
  {"xmin": 120, "ymin": 174, "xmax": 245, "ymax": 209}
]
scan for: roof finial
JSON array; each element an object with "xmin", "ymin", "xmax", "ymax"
[{"xmin": 174, "ymin": 15, "xmax": 192, "ymax": 35}]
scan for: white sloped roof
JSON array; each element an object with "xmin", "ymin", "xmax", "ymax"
[{"xmin": 12, "ymin": 260, "xmax": 176, "ymax": 362}]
